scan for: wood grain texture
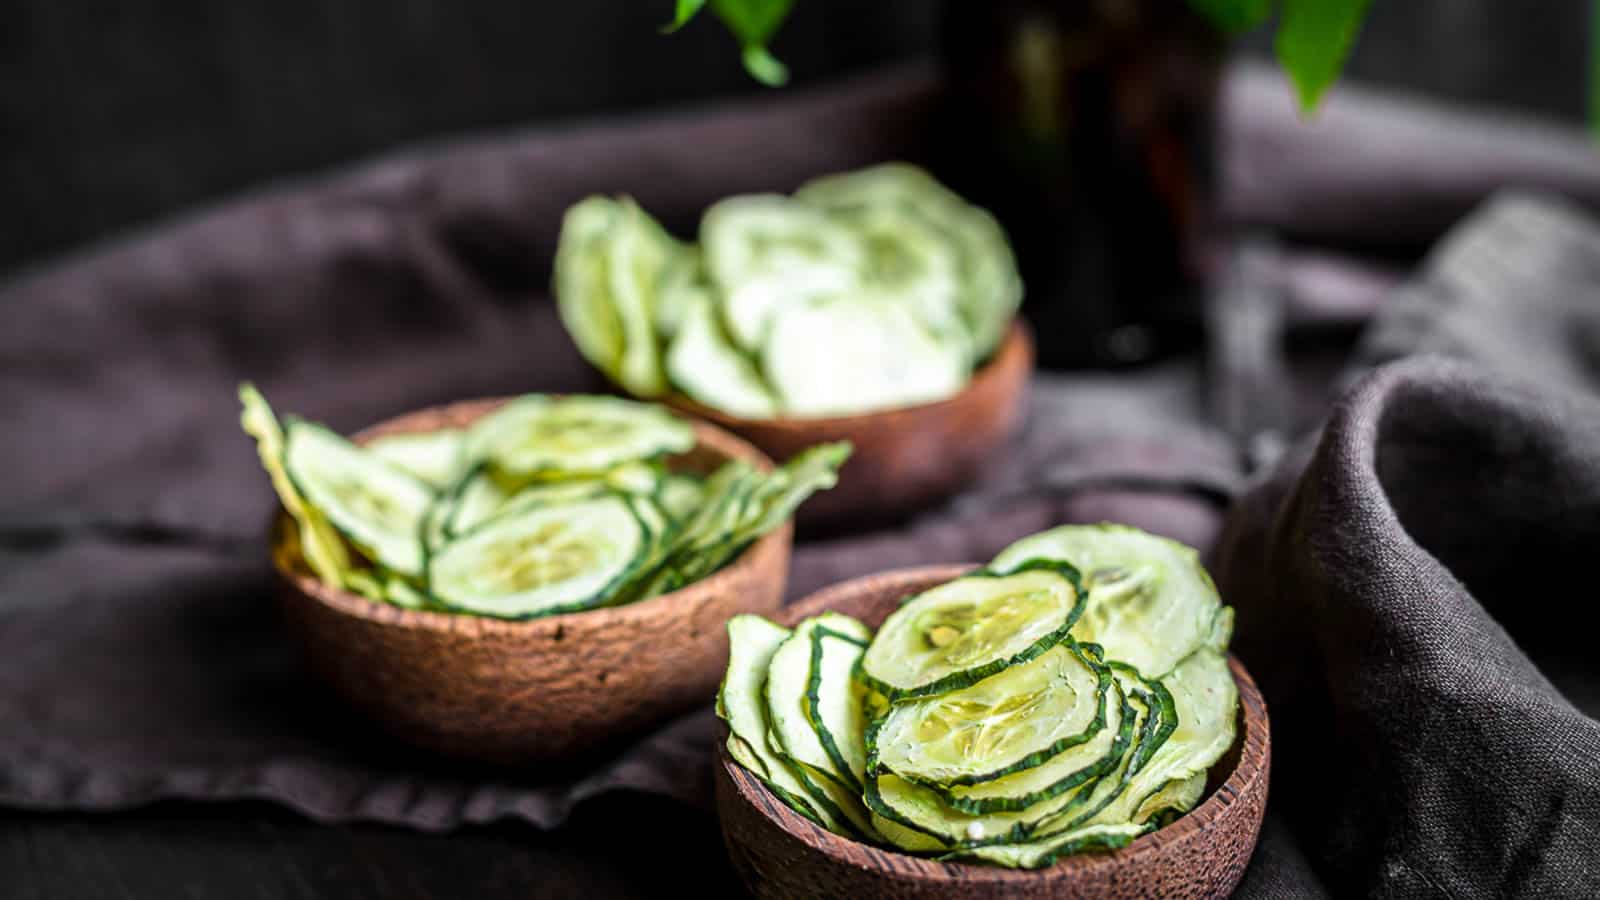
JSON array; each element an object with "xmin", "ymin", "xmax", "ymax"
[
  {"xmin": 275, "ymin": 397, "xmax": 791, "ymax": 766},
  {"xmin": 665, "ymin": 321, "xmax": 1034, "ymax": 527},
  {"xmin": 716, "ymin": 565, "xmax": 1270, "ymax": 900}
]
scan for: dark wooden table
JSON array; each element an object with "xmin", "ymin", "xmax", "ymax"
[{"xmin": 2, "ymin": 793, "xmax": 743, "ymax": 899}]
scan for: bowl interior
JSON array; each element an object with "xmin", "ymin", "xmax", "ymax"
[{"xmin": 723, "ymin": 564, "xmax": 1270, "ymax": 884}]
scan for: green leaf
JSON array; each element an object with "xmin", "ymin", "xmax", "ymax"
[
  {"xmin": 662, "ymin": 0, "xmax": 707, "ymax": 34},
  {"xmin": 709, "ymin": 0, "xmax": 794, "ymax": 86},
  {"xmin": 711, "ymin": 0, "xmax": 793, "ymax": 45},
  {"xmin": 1183, "ymin": 0, "xmax": 1274, "ymax": 33},
  {"xmin": 741, "ymin": 45, "xmax": 790, "ymax": 86},
  {"xmin": 1274, "ymin": 0, "xmax": 1372, "ymax": 111}
]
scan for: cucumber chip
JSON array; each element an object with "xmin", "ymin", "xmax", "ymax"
[
  {"xmin": 367, "ymin": 429, "xmax": 465, "ymax": 491},
  {"xmin": 467, "ymin": 395, "xmax": 694, "ymax": 477},
  {"xmin": 667, "ymin": 293, "xmax": 780, "ymax": 419},
  {"xmin": 859, "ymin": 562, "xmax": 1085, "ymax": 702},
  {"xmin": 554, "ymin": 197, "xmax": 627, "ymax": 378},
  {"xmin": 428, "ymin": 494, "xmax": 647, "ymax": 619},
  {"xmin": 283, "ymin": 421, "xmax": 433, "ymax": 578},
  {"xmin": 870, "ymin": 641, "xmax": 1110, "ymax": 786},
  {"xmin": 765, "ymin": 613, "xmax": 873, "ymax": 794},
  {"xmin": 761, "ymin": 294, "xmax": 968, "ymax": 418},
  {"xmin": 701, "ymin": 194, "xmax": 865, "ymax": 352},
  {"xmin": 991, "ymin": 524, "xmax": 1225, "ymax": 678}
]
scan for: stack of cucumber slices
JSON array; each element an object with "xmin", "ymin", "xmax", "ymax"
[
  {"xmin": 241, "ymin": 385, "xmax": 848, "ymax": 619},
  {"xmin": 717, "ymin": 524, "xmax": 1238, "ymax": 869},
  {"xmin": 555, "ymin": 163, "xmax": 1023, "ymax": 419}
]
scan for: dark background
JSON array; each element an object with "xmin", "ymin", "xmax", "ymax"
[{"xmin": 1, "ymin": 1, "xmax": 1593, "ymax": 278}]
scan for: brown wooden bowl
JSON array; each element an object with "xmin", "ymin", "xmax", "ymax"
[
  {"xmin": 664, "ymin": 321, "xmax": 1034, "ymax": 527},
  {"xmin": 274, "ymin": 397, "xmax": 792, "ymax": 767},
  {"xmin": 716, "ymin": 565, "xmax": 1270, "ymax": 900}
]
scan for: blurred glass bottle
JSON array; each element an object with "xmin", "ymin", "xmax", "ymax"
[{"xmin": 935, "ymin": 0, "xmax": 1224, "ymax": 368}]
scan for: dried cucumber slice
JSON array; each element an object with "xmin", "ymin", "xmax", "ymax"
[
  {"xmin": 807, "ymin": 625, "xmax": 872, "ymax": 791},
  {"xmin": 871, "ymin": 641, "xmax": 1110, "ymax": 786},
  {"xmin": 859, "ymin": 561, "xmax": 1085, "ymax": 702},
  {"xmin": 945, "ymin": 822, "xmax": 1149, "ymax": 869},
  {"xmin": 1082, "ymin": 648, "xmax": 1236, "ymax": 827},
  {"xmin": 717, "ymin": 616, "xmax": 829, "ymax": 828},
  {"xmin": 366, "ymin": 429, "xmax": 465, "ymax": 490},
  {"xmin": 861, "ymin": 677, "xmax": 1143, "ymax": 851},
  {"xmin": 992, "ymin": 524, "xmax": 1227, "ymax": 678},
  {"xmin": 605, "ymin": 198, "xmax": 682, "ymax": 397},
  {"xmin": 240, "ymin": 384, "xmax": 351, "ymax": 587},
  {"xmin": 283, "ymin": 420, "xmax": 433, "ymax": 578},
  {"xmin": 936, "ymin": 663, "xmax": 1140, "ymax": 814},
  {"xmin": 796, "ymin": 162, "xmax": 1021, "ymax": 361},
  {"xmin": 765, "ymin": 614, "xmax": 873, "ymax": 794},
  {"xmin": 701, "ymin": 194, "xmax": 865, "ymax": 351},
  {"xmin": 554, "ymin": 197, "xmax": 683, "ymax": 397},
  {"xmin": 656, "ymin": 474, "xmax": 704, "ymax": 523},
  {"xmin": 666, "ymin": 292, "xmax": 779, "ymax": 419},
  {"xmin": 554, "ymin": 197, "xmax": 627, "ymax": 379},
  {"xmin": 428, "ymin": 493, "xmax": 648, "ymax": 619},
  {"xmin": 761, "ymin": 293, "xmax": 968, "ymax": 418},
  {"xmin": 826, "ymin": 202, "xmax": 967, "ymax": 352},
  {"xmin": 467, "ymin": 395, "xmax": 694, "ymax": 477}
]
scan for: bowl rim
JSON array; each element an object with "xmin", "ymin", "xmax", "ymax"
[
  {"xmin": 272, "ymin": 395, "xmax": 793, "ymax": 638},
  {"xmin": 718, "ymin": 563, "xmax": 1271, "ymax": 884},
  {"xmin": 663, "ymin": 319, "xmax": 1033, "ymax": 430}
]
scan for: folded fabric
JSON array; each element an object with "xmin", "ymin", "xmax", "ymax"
[{"xmin": 1215, "ymin": 194, "xmax": 1600, "ymax": 898}]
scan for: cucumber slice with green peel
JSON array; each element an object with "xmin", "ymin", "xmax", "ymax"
[
  {"xmin": 765, "ymin": 614, "xmax": 873, "ymax": 795},
  {"xmin": 871, "ymin": 641, "xmax": 1110, "ymax": 787},
  {"xmin": 717, "ymin": 616, "xmax": 827, "ymax": 826},
  {"xmin": 666, "ymin": 293, "xmax": 780, "ymax": 419},
  {"xmin": 936, "ymin": 670, "xmax": 1137, "ymax": 814},
  {"xmin": 445, "ymin": 468, "xmax": 610, "ymax": 538},
  {"xmin": 761, "ymin": 294, "xmax": 968, "ymax": 418},
  {"xmin": 366, "ymin": 429, "xmax": 465, "ymax": 490},
  {"xmin": 554, "ymin": 197, "xmax": 627, "ymax": 380},
  {"xmin": 730, "ymin": 442, "xmax": 851, "ymax": 544},
  {"xmin": 807, "ymin": 624, "xmax": 872, "ymax": 791},
  {"xmin": 605, "ymin": 197, "xmax": 681, "ymax": 398},
  {"xmin": 1134, "ymin": 772, "xmax": 1207, "ymax": 825},
  {"xmin": 796, "ymin": 163, "xmax": 1022, "ymax": 361},
  {"xmin": 239, "ymin": 384, "xmax": 352, "ymax": 587},
  {"xmin": 1072, "ymin": 648, "xmax": 1236, "ymax": 829},
  {"xmin": 859, "ymin": 561, "xmax": 1086, "ymax": 702},
  {"xmin": 656, "ymin": 474, "xmax": 704, "ymax": 523},
  {"xmin": 866, "ymin": 766, "xmax": 1101, "ymax": 851},
  {"xmin": 428, "ymin": 494, "xmax": 648, "ymax": 619},
  {"xmin": 701, "ymin": 194, "xmax": 865, "ymax": 351},
  {"xmin": 653, "ymin": 247, "xmax": 707, "ymax": 341},
  {"xmin": 283, "ymin": 421, "xmax": 433, "ymax": 578},
  {"xmin": 343, "ymin": 570, "xmax": 386, "ymax": 603},
  {"xmin": 467, "ymin": 395, "xmax": 695, "ymax": 477},
  {"xmin": 863, "ymin": 687, "xmax": 1136, "ymax": 855},
  {"xmin": 827, "ymin": 201, "xmax": 966, "ymax": 347},
  {"xmin": 384, "ymin": 575, "xmax": 431, "ymax": 610},
  {"xmin": 602, "ymin": 460, "xmax": 665, "ymax": 495},
  {"xmin": 945, "ymin": 822, "xmax": 1149, "ymax": 869},
  {"xmin": 991, "ymin": 524, "xmax": 1228, "ymax": 679}
]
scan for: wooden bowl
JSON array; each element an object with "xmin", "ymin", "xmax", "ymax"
[
  {"xmin": 716, "ymin": 565, "xmax": 1270, "ymax": 900},
  {"xmin": 274, "ymin": 397, "xmax": 792, "ymax": 766},
  {"xmin": 665, "ymin": 321, "xmax": 1034, "ymax": 527}
]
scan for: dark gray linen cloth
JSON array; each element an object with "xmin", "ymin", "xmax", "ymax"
[{"xmin": 5, "ymin": 61, "xmax": 1600, "ymax": 896}]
